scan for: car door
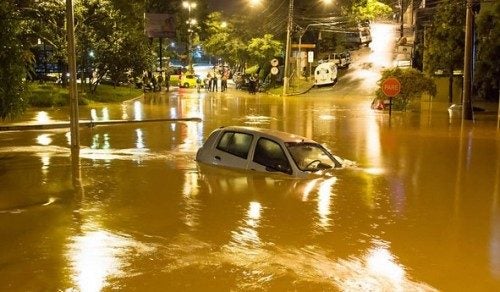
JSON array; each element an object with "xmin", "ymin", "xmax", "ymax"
[
  {"xmin": 248, "ymin": 137, "xmax": 293, "ymax": 175},
  {"xmin": 210, "ymin": 131, "xmax": 254, "ymax": 170}
]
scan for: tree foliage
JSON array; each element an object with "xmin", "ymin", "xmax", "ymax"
[
  {"xmin": 376, "ymin": 68, "xmax": 436, "ymax": 110},
  {"xmin": 202, "ymin": 12, "xmax": 282, "ymax": 69},
  {"xmin": 0, "ymin": 1, "xmax": 35, "ymax": 120},
  {"xmin": 475, "ymin": 1, "xmax": 500, "ymax": 101},
  {"xmin": 423, "ymin": 0, "xmax": 466, "ymax": 74},
  {"xmin": 76, "ymin": 0, "xmax": 154, "ymax": 92},
  {"xmin": 350, "ymin": 0, "xmax": 393, "ymax": 22}
]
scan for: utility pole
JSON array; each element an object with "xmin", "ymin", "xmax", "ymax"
[
  {"xmin": 462, "ymin": 0, "xmax": 474, "ymax": 120},
  {"xmin": 400, "ymin": 0, "xmax": 404, "ymax": 38},
  {"xmin": 283, "ymin": 0, "xmax": 294, "ymax": 96},
  {"xmin": 66, "ymin": 0, "xmax": 80, "ymax": 149}
]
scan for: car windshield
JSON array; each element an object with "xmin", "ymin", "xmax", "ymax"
[{"xmin": 286, "ymin": 142, "xmax": 338, "ymax": 172}]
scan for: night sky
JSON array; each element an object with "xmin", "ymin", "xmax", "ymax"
[{"xmin": 206, "ymin": 0, "xmax": 239, "ymax": 13}]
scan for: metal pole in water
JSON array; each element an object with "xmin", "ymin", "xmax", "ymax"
[{"xmin": 66, "ymin": 0, "xmax": 80, "ymax": 149}]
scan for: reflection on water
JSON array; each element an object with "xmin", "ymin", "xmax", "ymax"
[
  {"xmin": 337, "ymin": 240, "xmax": 424, "ymax": 291},
  {"xmin": 230, "ymin": 201, "xmax": 262, "ymax": 247},
  {"xmin": 133, "ymin": 101, "xmax": 142, "ymax": 120},
  {"xmin": 67, "ymin": 226, "xmax": 153, "ymax": 292},
  {"xmin": 317, "ymin": 177, "xmax": 336, "ymax": 230},
  {"xmin": 135, "ymin": 129, "xmax": 145, "ymax": 149},
  {"xmin": 36, "ymin": 133, "xmax": 53, "ymax": 146},
  {"xmin": 0, "ymin": 88, "xmax": 499, "ymax": 290},
  {"xmin": 34, "ymin": 111, "xmax": 52, "ymax": 123}
]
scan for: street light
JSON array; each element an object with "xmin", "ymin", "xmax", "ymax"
[{"xmin": 182, "ymin": 1, "xmax": 197, "ymax": 68}]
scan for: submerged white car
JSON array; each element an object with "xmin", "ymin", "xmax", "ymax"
[{"xmin": 196, "ymin": 126, "xmax": 347, "ymax": 177}]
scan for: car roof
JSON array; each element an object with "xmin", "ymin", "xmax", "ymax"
[{"xmin": 218, "ymin": 126, "xmax": 316, "ymax": 144}]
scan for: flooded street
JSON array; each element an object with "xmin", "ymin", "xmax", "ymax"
[{"xmin": 1, "ymin": 24, "xmax": 500, "ymax": 291}]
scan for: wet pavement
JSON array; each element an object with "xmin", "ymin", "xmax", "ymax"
[{"xmin": 1, "ymin": 23, "xmax": 500, "ymax": 291}]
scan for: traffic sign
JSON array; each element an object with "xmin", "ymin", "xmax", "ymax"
[{"xmin": 381, "ymin": 77, "xmax": 401, "ymax": 97}]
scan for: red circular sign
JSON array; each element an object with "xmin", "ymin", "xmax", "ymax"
[{"xmin": 381, "ymin": 77, "xmax": 401, "ymax": 97}]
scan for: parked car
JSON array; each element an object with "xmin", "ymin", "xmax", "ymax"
[
  {"xmin": 332, "ymin": 52, "xmax": 351, "ymax": 68},
  {"xmin": 179, "ymin": 74, "xmax": 202, "ymax": 88},
  {"xmin": 196, "ymin": 126, "xmax": 349, "ymax": 177}
]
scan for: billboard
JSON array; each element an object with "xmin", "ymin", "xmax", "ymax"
[{"xmin": 144, "ymin": 13, "xmax": 176, "ymax": 38}]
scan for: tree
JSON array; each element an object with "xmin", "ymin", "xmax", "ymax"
[
  {"xmin": 247, "ymin": 34, "xmax": 283, "ymax": 66},
  {"xmin": 350, "ymin": 0, "xmax": 392, "ymax": 22},
  {"xmin": 202, "ymin": 12, "xmax": 282, "ymax": 71},
  {"xmin": 203, "ymin": 12, "xmax": 246, "ymax": 66},
  {"xmin": 474, "ymin": 1, "xmax": 500, "ymax": 101},
  {"xmin": 76, "ymin": 0, "xmax": 154, "ymax": 92},
  {"xmin": 0, "ymin": 1, "xmax": 35, "ymax": 120},
  {"xmin": 424, "ymin": 0, "xmax": 466, "ymax": 103}
]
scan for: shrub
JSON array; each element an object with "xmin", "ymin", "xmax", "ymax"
[{"xmin": 375, "ymin": 68, "xmax": 437, "ymax": 111}]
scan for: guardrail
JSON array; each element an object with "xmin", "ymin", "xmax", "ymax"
[{"xmin": 0, "ymin": 117, "xmax": 202, "ymax": 132}]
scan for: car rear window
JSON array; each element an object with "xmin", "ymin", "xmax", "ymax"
[{"xmin": 216, "ymin": 131, "xmax": 253, "ymax": 159}]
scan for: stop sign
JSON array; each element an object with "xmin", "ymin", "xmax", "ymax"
[{"xmin": 381, "ymin": 77, "xmax": 401, "ymax": 97}]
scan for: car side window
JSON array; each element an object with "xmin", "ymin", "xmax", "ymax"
[
  {"xmin": 253, "ymin": 138, "xmax": 292, "ymax": 174},
  {"xmin": 216, "ymin": 132, "xmax": 253, "ymax": 159}
]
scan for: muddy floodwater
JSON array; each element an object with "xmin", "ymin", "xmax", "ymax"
[
  {"xmin": 0, "ymin": 89, "xmax": 499, "ymax": 291},
  {"xmin": 0, "ymin": 22, "xmax": 499, "ymax": 291}
]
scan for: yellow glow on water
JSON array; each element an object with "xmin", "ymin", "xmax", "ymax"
[
  {"xmin": 121, "ymin": 103, "xmax": 129, "ymax": 120},
  {"xmin": 319, "ymin": 114, "xmax": 336, "ymax": 121},
  {"xmin": 90, "ymin": 133, "xmax": 111, "ymax": 150},
  {"xmin": 69, "ymin": 230, "xmax": 127, "ymax": 292},
  {"xmin": 365, "ymin": 167, "xmax": 385, "ymax": 175},
  {"xmin": 90, "ymin": 109, "xmax": 98, "ymax": 121},
  {"xmin": 182, "ymin": 171, "xmax": 200, "ymax": 227},
  {"xmin": 170, "ymin": 107, "xmax": 177, "ymax": 119},
  {"xmin": 102, "ymin": 107, "xmax": 110, "ymax": 121},
  {"xmin": 40, "ymin": 154, "xmax": 50, "ymax": 169},
  {"xmin": 249, "ymin": 0, "xmax": 262, "ymax": 7},
  {"xmin": 302, "ymin": 178, "xmax": 320, "ymax": 201},
  {"xmin": 35, "ymin": 111, "xmax": 51, "ymax": 123},
  {"xmin": 338, "ymin": 242, "xmax": 418, "ymax": 291},
  {"xmin": 317, "ymin": 178, "xmax": 336, "ymax": 230},
  {"xmin": 231, "ymin": 201, "xmax": 263, "ymax": 246},
  {"xmin": 366, "ymin": 246, "xmax": 405, "ymax": 283},
  {"xmin": 133, "ymin": 101, "xmax": 142, "ymax": 120},
  {"xmin": 247, "ymin": 201, "xmax": 262, "ymax": 228},
  {"xmin": 66, "ymin": 131, "xmax": 71, "ymax": 145},
  {"xmin": 135, "ymin": 129, "xmax": 145, "ymax": 149},
  {"xmin": 36, "ymin": 134, "xmax": 52, "ymax": 146},
  {"xmin": 177, "ymin": 121, "xmax": 201, "ymax": 152},
  {"xmin": 183, "ymin": 171, "xmax": 199, "ymax": 198}
]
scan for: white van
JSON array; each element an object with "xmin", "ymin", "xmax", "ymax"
[{"xmin": 314, "ymin": 62, "xmax": 338, "ymax": 86}]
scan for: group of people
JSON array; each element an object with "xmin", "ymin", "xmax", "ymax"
[
  {"xmin": 141, "ymin": 73, "xmax": 170, "ymax": 92},
  {"xmin": 234, "ymin": 73, "xmax": 259, "ymax": 94},
  {"xmin": 139, "ymin": 66, "xmax": 261, "ymax": 95},
  {"xmin": 205, "ymin": 67, "xmax": 230, "ymax": 92}
]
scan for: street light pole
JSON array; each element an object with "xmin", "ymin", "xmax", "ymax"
[
  {"xmin": 462, "ymin": 0, "xmax": 474, "ymax": 120},
  {"xmin": 66, "ymin": 0, "xmax": 79, "ymax": 149},
  {"xmin": 183, "ymin": 1, "xmax": 196, "ymax": 69},
  {"xmin": 283, "ymin": 0, "xmax": 294, "ymax": 96}
]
